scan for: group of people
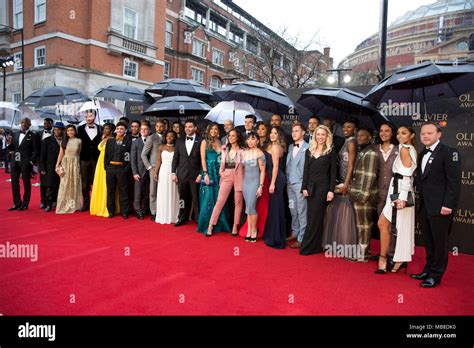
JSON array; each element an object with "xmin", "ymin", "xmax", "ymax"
[{"xmin": 4, "ymin": 110, "xmax": 461, "ymax": 288}]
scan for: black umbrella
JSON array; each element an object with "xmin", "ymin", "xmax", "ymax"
[
  {"xmin": 298, "ymin": 87, "xmax": 388, "ymax": 128},
  {"xmin": 363, "ymin": 61, "xmax": 474, "ymax": 117},
  {"xmin": 212, "ymin": 80, "xmax": 294, "ymax": 116},
  {"xmin": 145, "ymin": 78, "xmax": 212, "ymax": 99},
  {"xmin": 36, "ymin": 108, "xmax": 79, "ymax": 124},
  {"xmin": 142, "ymin": 96, "xmax": 211, "ymax": 118},
  {"xmin": 95, "ymin": 84, "xmax": 154, "ymax": 103},
  {"xmin": 24, "ymin": 86, "xmax": 90, "ymax": 108}
]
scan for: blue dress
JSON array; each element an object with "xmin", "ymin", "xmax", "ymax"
[
  {"xmin": 242, "ymin": 153, "xmax": 266, "ymax": 214},
  {"xmin": 263, "ymin": 154, "xmax": 287, "ymax": 249},
  {"xmin": 197, "ymin": 148, "xmax": 230, "ymax": 233}
]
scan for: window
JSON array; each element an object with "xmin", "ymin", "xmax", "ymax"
[
  {"xmin": 12, "ymin": 92, "xmax": 22, "ymax": 104},
  {"xmin": 165, "ymin": 21, "xmax": 173, "ymax": 48},
  {"xmin": 34, "ymin": 46, "xmax": 46, "ymax": 67},
  {"xmin": 164, "ymin": 61, "xmax": 170, "ymax": 79},
  {"xmin": 13, "ymin": 52, "xmax": 22, "ymax": 71},
  {"xmin": 457, "ymin": 41, "xmax": 468, "ymax": 51},
  {"xmin": 34, "ymin": 0, "xmax": 46, "ymax": 23},
  {"xmin": 191, "ymin": 67, "xmax": 204, "ymax": 84},
  {"xmin": 212, "ymin": 49, "xmax": 224, "ymax": 66},
  {"xmin": 209, "ymin": 76, "xmax": 222, "ymax": 91},
  {"xmin": 234, "ymin": 58, "xmax": 243, "ymax": 73},
  {"xmin": 248, "ymin": 65, "xmax": 256, "ymax": 79},
  {"xmin": 13, "ymin": 0, "xmax": 23, "ymax": 29},
  {"xmin": 123, "ymin": 59, "xmax": 138, "ymax": 79},
  {"xmin": 123, "ymin": 7, "xmax": 138, "ymax": 40},
  {"xmin": 192, "ymin": 39, "xmax": 206, "ymax": 58}
]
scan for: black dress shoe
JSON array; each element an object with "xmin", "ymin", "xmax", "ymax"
[
  {"xmin": 410, "ymin": 272, "xmax": 430, "ymax": 280},
  {"xmin": 122, "ymin": 214, "xmax": 128, "ymax": 220},
  {"xmin": 18, "ymin": 205, "xmax": 28, "ymax": 211},
  {"xmin": 40, "ymin": 203, "xmax": 45, "ymax": 209},
  {"xmin": 108, "ymin": 213, "xmax": 114, "ymax": 218},
  {"xmin": 150, "ymin": 214, "xmax": 156, "ymax": 221},
  {"xmin": 174, "ymin": 219, "xmax": 186, "ymax": 227},
  {"xmin": 8, "ymin": 205, "xmax": 20, "ymax": 211},
  {"xmin": 44, "ymin": 206, "xmax": 52, "ymax": 212},
  {"xmin": 420, "ymin": 278, "xmax": 440, "ymax": 288},
  {"xmin": 136, "ymin": 212, "xmax": 144, "ymax": 220}
]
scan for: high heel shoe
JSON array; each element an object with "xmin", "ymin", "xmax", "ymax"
[
  {"xmin": 231, "ymin": 225, "xmax": 239, "ymax": 237},
  {"xmin": 206, "ymin": 225, "xmax": 213, "ymax": 237},
  {"xmin": 391, "ymin": 262, "xmax": 408, "ymax": 273},
  {"xmin": 250, "ymin": 230, "xmax": 258, "ymax": 243},
  {"xmin": 374, "ymin": 255, "xmax": 388, "ymax": 274}
]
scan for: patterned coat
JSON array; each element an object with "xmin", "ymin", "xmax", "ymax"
[{"xmin": 350, "ymin": 144, "xmax": 379, "ymax": 205}]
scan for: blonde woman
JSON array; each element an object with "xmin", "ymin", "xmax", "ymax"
[{"xmin": 300, "ymin": 125, "xmax": 337, "ymax": 255}]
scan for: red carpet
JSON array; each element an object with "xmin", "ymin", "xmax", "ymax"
[{"xmin": 0, "ymin": 171, "xmax": 473, "ymax": 316}]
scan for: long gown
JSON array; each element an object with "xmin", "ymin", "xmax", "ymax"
[
  {"xmin": 56, "ymin": 138, "xmax": 82, "ymax": 214},
  {"xmin": 90, "ymin": 140, "xmax": 120, "ymax": 217},
  {"xmin": 322, "ymin": 137, "xmax": 357, "ymax": 253},
  {"xmin": 263, "ymin": 154, "xmax": 287, "ymax": 249},
  {"xmin": 197, "ymin": 148, "xmax": 230, "ymax": 234},
  {"xmin": 155, "ymin": 150, "xmax": 180, "ymax": 224},
  {"xmin": 239, "ymin": 151, "xmax": 271, "ymax": 239}
]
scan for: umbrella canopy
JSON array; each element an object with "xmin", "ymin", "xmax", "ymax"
[
  {"xmin": 24, "ymin": 86, "xmax": 90, "ymax": 108},
  {"xmin": 298, "ymin": 87, "xmax": 388, "ymax": 128},
  {"xmin": 78, "ymin": 100, "xmax": 122, "ymax": 122},
  {"xmin": 145, "ymin": 78, "xmax": 212, "ymax": 99},
  {"xmin": 205, "ymin": 101, "xmax": 263, "ymax": 126},
  {"xmin": 143, "ymin": 96, "xmax": 211, "ymax": 118},
  {"xmin": 363, "ymin": 61, "xmax": 474, "ymax": 106},
  {"xmin": 95, "ymin": 84, "xmax": 154, "ymax": 103},
  {"xmin": 212, "ymin": 80, "xmax": 294, "ymax": 115}
]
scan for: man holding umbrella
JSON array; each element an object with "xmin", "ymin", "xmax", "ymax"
[{"xmin": 77, "ymin": 109, "xmax": 101, "ymax": 211}]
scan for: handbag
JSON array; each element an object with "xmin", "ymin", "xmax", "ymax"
[
  {"xmin": 55, "ymin": 165, "xmax": 65, "ymax": 177},
  {"xmin": 390, "ymin": 173, "xmax": 414, "ymax": 207}
]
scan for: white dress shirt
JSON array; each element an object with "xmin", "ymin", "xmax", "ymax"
[
  {"xmin": 379, "ymin": 144, "xmax": 394, "ymax": 162},
  {"xmin": 421, "ymin": 140, "xmax": 439, "ymax": 173},
  {"xmin": 185, "ymin": 134, "xmax": 195, "ymax": 156},
  {"xmin": 19, "ymin": 129, "xmax": 29, "ymax": 144},
  {"xmin": 85, "ymin": 124, "xmax": 98, "ymax": 140},
  {"xmin": 292, "ymin": 141, "xmax": 303, "ymax": 159},
  {"xmin": 42, "ymin": 129, "xmax": 52, "ymax": 141}
]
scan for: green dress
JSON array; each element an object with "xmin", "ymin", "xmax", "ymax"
[{"xmin": 197, "ymin": 148, "xmax": 230, "ymax": 233}]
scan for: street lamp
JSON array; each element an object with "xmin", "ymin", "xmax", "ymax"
[
  {"xmin": 0, "ymin": 24, "xmax": 25, "ymax": 102},
  {"xmin": 1, "ymin": 56, "xmax": 15, "ymax": 101},
  {"xmin": 326, "ymin": 68, "xmax": 353, "ymax": 87}
]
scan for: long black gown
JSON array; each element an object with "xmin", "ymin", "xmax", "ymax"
[
  {"xmin": 263, "ymin": 153, "xmax": 287, "ymax": 249},
  {"xmin": 300, "ymin": 149, "xmax": 337, "ymax": 255}
]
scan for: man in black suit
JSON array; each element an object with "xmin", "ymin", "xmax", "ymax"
[
  {"xmin": 77, "ymin": 109, "xmax": 101, "ymax": 211},
  {"xmin": 171, "ymin": 119, "xmax": 202, "ymax": 226},
  {"xmin": 304, "ymin": 115, "xmax": 320, "ymax": 143},
  {"xmin": 38, "ymin": 117, "xmax": 54, "ymax": 209},
  {"xmin": 411, "ymin": 123, "xmax": 461, "ymax": 288},
  {"xmin": 104, "ymin": 122, "xmax": 132, "ymax": 219},
  {"xmin": 131, "ymin": 121, "xmax": 150, "ymax": 219},
  {"xmin": 8, "ymin": 117, "xmax": 39, "ymax": 211},
  {"xmin": 39, "ymin": 122, "xmax": 64, "ymax": 212},
  {"xmin": 238, "ymin": 114, "xmax": 256, "ymax": 140}
]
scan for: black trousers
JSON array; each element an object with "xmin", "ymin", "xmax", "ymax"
[
  {"xmin": 11, "ymin": 161, "xmax": 32, "ymax": 207},
  {"xmin": 44, "ymin": 186, "xmax": 59, "ymax": 207},
  {"xmin": 177, "ymin": 178, "xmax": 199, "ymax": 222},
  {"xmin": 40, "ymin": 174, "xmax": 47, "ymax": 205},
  {"xmin": 80, "ymin": 159, "xmax": 96, "ymax": 207},
  {"xmin": 419, "ymin": 205, "xmax": 452, "ymax": 282},
  {"xmin": 106, "ymin": 166, "xmax": 129, "ymax": 215}
]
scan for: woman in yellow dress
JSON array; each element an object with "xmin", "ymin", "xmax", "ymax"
[{"xmin": 90, "ymin": 123, "xmax": 118, "ymax": 217}]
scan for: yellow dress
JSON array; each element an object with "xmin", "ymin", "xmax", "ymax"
[{"xmin": 90, "ymin": 140, "xmax": 120, "ymax": 216}]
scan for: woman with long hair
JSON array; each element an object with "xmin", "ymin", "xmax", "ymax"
[
  {"xmin": 262, "ymin": 126, "xmax": 287, "ymax": 249},
  {"xmin": 376, "ymin": 126, "xmax": 417, "ymax": 274},
  {"xmin": 256, "ymin": 121, "xmax": 270, "ymax": 150},
  {"xmin": 301, "ymin": 125, "xmax": 336, "ymax": 255},
  {"xmin": 55, "ymin": 125, "xmax": 82, "ymax": 214},
  {"xmin": 207, "ymin": 129, "xmax": 245, "ymax": 236},
  {"xmin": 90, "ymin": 123, "xmax": 116, "ymax": 217},
  {"xmin": 197, "ymin": 122, "xmax": 230, "ymax": 235}
]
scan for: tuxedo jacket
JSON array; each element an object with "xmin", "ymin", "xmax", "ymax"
[
  {"xmin": 172, "ymin": 136, "xmax": 202, "ymax": 181},
  {"xmin": 77, "ymin": 124, "xmax": 102, "ymax": 162},
  {"xmin": 131, "ymin": 137, "xmax": 147, "ymax": 177},
  {"xmin": 104, "ymin": 137, "xmax": 132, "ymax": 173},
  {"xmin": 416, "ymin": 142, "xmax": 461, "ymax": 216},
  {"xmin": 8, "ymin": 130, "xmax": 39, "ymax": 165}
]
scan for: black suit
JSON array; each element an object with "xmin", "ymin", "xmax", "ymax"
[
  {"xmin": 104, "ymin": 137, "xmax": 132, "ymax": 215},
  {"xmin": 77, "ymin": 124, "xmax": 101, "ymax": 208},
  {"xmin": 8, "ymin": 130, "xmax": 39, "ymax": 208},
  {"xmin": 172, "ymin": 135, "xmax": 202, "ymax": 222},
  {"xmin": 37, "ymin": 130, "xmax": 53, "ymax": 206},
  {"xmin": 39, "ymin": 135, "xmax": 61, "ymax": 206},
  {"xmin": 416, "ymin": 142, "xmax": 461, "ymax": 282}
]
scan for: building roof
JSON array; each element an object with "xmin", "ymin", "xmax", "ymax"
[{"xmin": 391, "ymin": 0, "xmax": 473, "ymax": 26}]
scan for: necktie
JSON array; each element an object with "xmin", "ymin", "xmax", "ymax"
[
  {"xmin": 294, "ymin": 143, "xmax": 299, "ymax": 148},
  {"xmin": 187, "ymin": 136, "xmax": 193, "ymax": 141},
  {"xmin": 88, "ymin": 125, "xmax": 95, "ymax": 129}
]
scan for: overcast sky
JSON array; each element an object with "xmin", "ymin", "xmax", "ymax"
[{"xmin": 233, "ymin": 0, "xmax": 437, "ymax": 65}]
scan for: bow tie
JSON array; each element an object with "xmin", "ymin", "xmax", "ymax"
[
  {"xmin": 424, "ymin": 148, "xmax": 433, "ymax": 154},
  {"xmin": 186, "ymin": 136, "xmax": 194, "ymax": 141},
  {"xmin": 294, "ymin": 143, "xmax": 300, "ymax": 148},
  {"xmin": 88, "ymin": 125, "xmax": 95, "ymax": 129},
  {"xmin": 116, "ymin": 136, "xmax": 124, "ymax": 141},
  {"xmin": 44, "ymin": 130, "xmax": 51, "ymax": 134},
  {"xmin": 20, "ymin": 131, "xmax": 26, "ymax": 134}
]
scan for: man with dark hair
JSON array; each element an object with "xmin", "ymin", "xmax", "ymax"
[
  {"xmin": 8, "ymin": 117, "xmax": 39, "ymax": 211},
  {"xmin": 240, "ymin": 114, "xmax": 256, "ymax": 140},
  {"xmin": 131, "ymin": 122, "xmax": 151, "ymax": 219},
  {"xmin": 171, "ymin": 118, "xmax": 202, "ymax": 226},
  {"xmin": 119, "ymin": 116, "xmax": 130, "ymax": 128},
  {"xmin": 77, "ymin": 109, "xmax": 101, "ymax": 211},
  {"xmin": 128, "ymin": 120, "xmax": 141, "ymax": 141},
  {"xmin": 38, "ymin": 117, "xmax": 54, "ymax": 209},
  {"xmin": 104, "ymin": 121, "xmax": 132, "ymax": 219},
  {"xmin": 349, "ymin": 127, "xmax": 379, "ymax": 262},
  {"xmin": 304, "ymin": 115, "xmax": 320, "ymax": 143},
  {"xmin": 411, "ymin": 122, "xmax": 461, "ymax": 288}
]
